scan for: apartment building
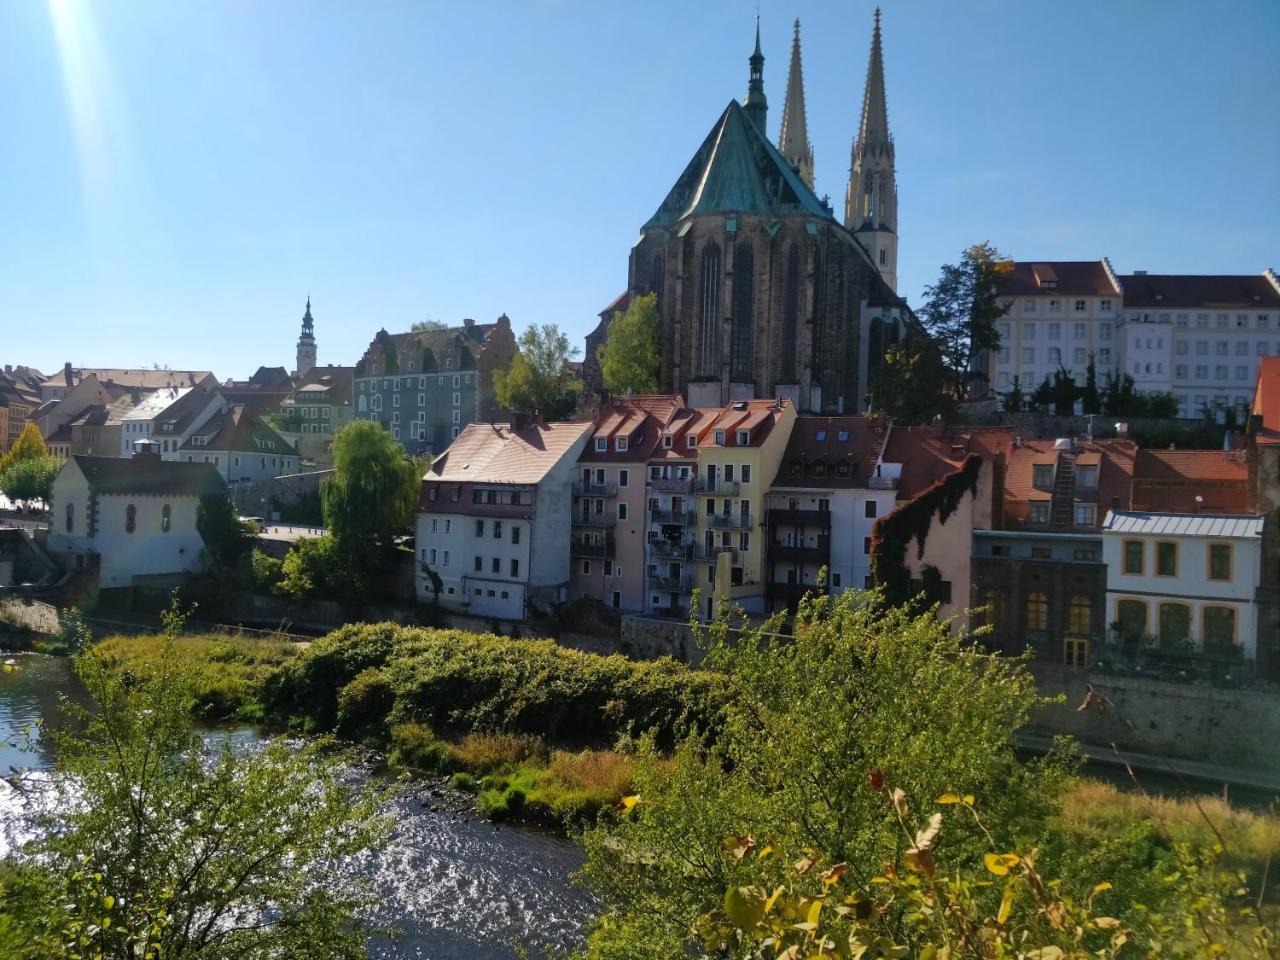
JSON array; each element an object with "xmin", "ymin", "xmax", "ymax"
[
  {"xmin": 415, "ymin": 420, "xmax": 592, "ymax": 620},
  {"xmin": 119, "ymin": 387, "xmax": 227, "ymax": 457},
  {"xmin": 277, "ymin": 365, "xmax": 355, "ymax": 465},
  {"xmin": 175, "ymin": 405, "xmax": 298, "ymax": 482}
]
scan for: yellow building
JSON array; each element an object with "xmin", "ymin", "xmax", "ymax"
[{"xmin": 690, "ymin": 398, "xmax": 796, "ymax": 617}]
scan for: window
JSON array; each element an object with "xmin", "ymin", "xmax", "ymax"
[
  {"xmin": 474, "ymin": 556, "xmax": 482, "ymax": 572},
  {"xmin": 1023, "ymin": 347, "xmax": 1035, "ymax": 364},
  {"xmin": 983, "ymin": 590, "xmax": 1004, "ymax": 628},
  {"xmin": 1122, "ymin": 540, "xmax": 1144, "ymax": 574},
  {"xmin": 662, "ymin": 434, "xmax": 672, "ymax": 449},
  {"xmin": 1202, "ymin": 606, "xmax": 1236, "ymax": 651},
  {"xmin": 1076, "ymin": 465, "xmax": 1098, "ymax": 489},
  {"xmin": 1049, "ymin": 300, "xmax": 1061, "ymax": 314},
  {"xmin": 618, "ymin": 468, "xmax": 629, "ymax": 488},
  {"xmin": 475, "ymin": 520, "xmax": 484, "ymax": 537},
  {"xmin": 1073, "ymin": 548, "xmax": 1097, "ymax": 561},
  {"xmin": 1155, "ymin": 541, "xmax": 1177, "ymax": 577},
  {"xmin": 741, "ymin": 464, "xmax": 751, "ymax": 483},
  {"xmin": 511, "ymin": 525, "xmax": 520, "ymax": 545},
  {"xmin": 493, "ymin": 521, "xmax": 502, "ymax": 539},
  {"xmin": 160, "ymin": 504, "xmax": 172, "ymax": 533},
  {"xmin": 510, "ymin": 558, "xmax": 519, "ymax": 577},
  {"xmin": 991, "ymin": 544, "xmax": 1010, "ymax": 557},
  {"xmin": 1158, "ymin": 603, "xmax": 1191, "ymax": 647},
  {"xmin": 714, "ymin": 430, "xmax": 725, "ymax": 445},
  {"xmin": 1031, "ymin": 546, "xmax": 1052, "ymax": 559},
  {"xmin": 1048, "ymin": 322, "xmax": 1061, "ymax": 339},
  {"xmin": 1025, "ymin": 592, "xmax": 1048, "ymax": 631},
  {"xmin": 1208, "ymin": 543, "xmax": 1232, "ymax": 581},
  {"xmin": 687, "ymin": 434, "xmax": 698, "ymax": 448},
  {"xmin": 1073, "ymin": 300, "xmax": 1086, "ymax": 313},
  {"xmin": 1029, "ymin": 502, "xmax": 1049, "ymax": 525},
  {"xmin": 1033, "ymin": 464, "xmax": 1054, "ymax": 488},
  {"xmin": 1068, "ymin": 595, "xmax": 1092, "ymax": 635},
  {"xmin": 864, "ymin": 500, "xmax": 877, "ymax": 519},
  {"xmin": 1064, "ymin": 636, "xmax": 1088, "ymax": 667},
  {"xmin": 1024, "ymin": 301, "xmax": 1036, "ymax": 314},
  {"xmin": 491, "ymin": 557, "xmax": 500, "ymax": 573},
  {"xmin": 1099, "ymin": 323, "xmax": 1111, "ymax": 340},
  {"xmin": 616, "ymin": 436, "xmax": 628, "ymax": 452},
  {"xmin": 594, "ymin": 437, "xmax": 606, "ymax": 452},
  {"xmin": 65, "ymin": 502, "xmax": 74, "ymax": 533},
  {"xmin": 618, "ymin": 503, "xmax": 628, "ymax": 521},
  {"xmin": 453, "ymin": 375, "xmax": 460, "ymax": 388},
  {"xmin": 443, "ymin": 550, "xmax": 450, "ymax": 566},
  {"xmin": 581, "ymin": 560, "xmax": 590, "ymax": 575},
  {"xmin": 1074, "ymin": 504, "xmax": 1095, "ymax": 527},
  {"xmin": 1116, "ymin": 598, "xmax": 1147, "ymax": 642},
  {"xmin": 736, "ymin": 430, "xmax": 749, "ymax": 445},
  {"xmin": 125, "ymin": 504, "xmax": 137, "ymax": 534},
  {"xmin": 452, "ymin": 392, "xmax": 461, "ymax": 406}
]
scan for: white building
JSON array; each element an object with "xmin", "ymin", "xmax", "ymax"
[
  {"xmin": 415, "ymin": 420, "xmax": 593, "ymax": 621},
  {"xmin": 1118, "ymin": 270, "xmax": 1280, "ymax": 419},
  {"xmin": 47, "ymin": 444, "xmax": 227, "ymax": 588},
  {"xmin": 119, "ymin": 387, "xmax": 226, "ymax": 457},
  {"xmin": 1101, "ymin": 511, "xmax": 1265, "ymax": 662},
  {"xmin": 174, "ymin": 404, "xmax": 297, "ymax": 482}
]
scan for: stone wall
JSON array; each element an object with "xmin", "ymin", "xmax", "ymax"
[
  {"xmin": 1029, "ymin": 662, "xmax": 1280, "ymax": 772},
  {"xmin": 620, "ymin": 614, "xmax": 703, "ymax": 663},
  {"xmin": 228, "ymin": 470, "xmax": 332, "ymax": 520}
]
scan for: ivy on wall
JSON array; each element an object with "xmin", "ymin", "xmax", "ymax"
[{"xmin": 869, "ymin": 454, "xmax": 982, "ymax": 607}]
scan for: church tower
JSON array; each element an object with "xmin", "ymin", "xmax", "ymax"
[
  {"xmin": 778, "ymin": 19, "xmax": 814, "ymax": 189},
  {"xmin": 845, "ymin": 7, "xmax": 898, "ymax": 292},
  {"xmin": 742, "ymin": 18, "xmax": 768, "ymax": 134},
  {"xmin": 296, "ymin": 296, "xmax": 317, "ymax": 377}
]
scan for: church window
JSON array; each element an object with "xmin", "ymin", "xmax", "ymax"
[
  {"xmin": 65, "ymin": 502, "xmax": 74, "ymax": 533},
  {"xmin": 730, "ymin": 243, "xmax": 754, "ymax": 381},
  {"xmin": 697, "ymin": 243, "xmax": 722, "ymax": 377},
  {"xmin": 649, "ymin": 254, "xmax": 664, "ymax": 313},
  {"xmin": 780, "ymin": 245, "xmax": 801, "ymax": 382}
]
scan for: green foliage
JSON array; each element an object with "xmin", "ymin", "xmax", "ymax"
[
  {"xmin": 278, "ymin": 534, "xmax": 346, "ymax": 600},
  {"xmin": 1002, "ymin": 374, "xmax": 1025, "ymax": 412},
  {"xmin": 577, "ymin": 590, "xmax": 1075, "ymax": 959},
  {"xmin": 918, "ymin": 242, "xmax": 1013, "ymax": 400},
  {"xmin": 388, "ymin": 721, "xmax": 455, "ymax": 772},
  {"xmin": 336, "ymin": 667, "xmax": 396, "ymax": 736},
  {"xmin": 2, "ymin": 637, "xmax": 387, "ymax": 959},
  {"xmin": 869, "ymin": 455, "xmax": 981, "ymax": 606},
  {"xmin": 195, "ymin": 493, "xmax": 251, "ymax": 570},
  {"xmin": 248, "ymin": 547, "xmax": 284, "ymax": 593},
  {"xmin": 1051, "ymin": 365, "xmax": 1080, "ymax": 415},
  {"xmin": 1102, "ymin": 372, "xmax": 1182, "ymax": 419},
  {"xmin": 450, "ymin": 771, "xmax": 478, "ymax": 792},
  {"xmin": 0, "ymin": 454, "xmax": 60, "ymax": 505},
  {"xmin": 868, "ymin": 337, "xmax": 955, "ymax": 424},
  {"xmin": 0, "ymin": 422, "xmax": 48, "ymax": 475},
  {"xmin": 492, "ymin": 323, "xmax": 582, "ymax": 419},
  {"xmin": 1082, "ymin": 356, "xmax": 1102, "ymax": 414},
  {"xmin": 1031, "ymin": 374, "xmax": 1054, "ymax": 412},
  {"xmin": 598, "ymin": 293, "xmax": 661, "ymax": 396}
]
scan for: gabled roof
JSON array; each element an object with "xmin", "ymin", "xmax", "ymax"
[
  {"xmin": 1102, "ymin": 511, "xmax": 1263, "ymax": 540},
  {"xmin": 994, "ymin": 261, "xmax": 1121, "ymax": 298},
  {"xmin": 694, "ymin": 398, "xmax": 791, "ymax": 448},
  {"xmin": 180, "ymin": 405, "xmax": 294, "ymax": 455},
  {"xmin": 644, "ymin": 99, "xmax": 834, "ymax": 230},
  {"xmin": 70, "ymin": 455, "xmax": 226, "ymax": 497},
  {"xmin": 428, "ymin": 421, "xmax": 593, "ymax": 486},
  {"xmin": 771, "ymin": 416, "xmax": 885, "ymax": 488},
  {"xmin": 1130, "ymin": 449, "xmax": 1249, "ymax": 513},
  {"xmin": 1119, "ymin": 273, "xmax": 1280, "ymax": 309},
  {"xmin": 73, "ymin": 369, "xmax": 216, "ymax": 391}
]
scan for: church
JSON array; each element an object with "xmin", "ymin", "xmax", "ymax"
[
  {"xmin": 585, "ymin": 10, "xmax": 910, "ymax": 413},
  {"xmin": 586, "ymin": 9, "xmax": 906, "ymax": 414}
]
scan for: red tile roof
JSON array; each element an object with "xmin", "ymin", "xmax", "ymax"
[
  {"xmin": 1252, "ymin": 357, "xmax": 1280, "ymax": 446},
  {"xmin": 694, "ymin": 398, "xmax": 791, "ymax": 448},
  {"xmin": 1130, "ymin": 449, "xmax": 1249, "ymax": 513},
  {"xmin": 995, "ymin": 261, "xmax": 1121, "ymax": 298},
  {"xmin": 429, "ymin": 420, "xmax": 593, "ymax": 485}
]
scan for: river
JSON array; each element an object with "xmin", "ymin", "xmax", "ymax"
[{"xmin": 0, "ymin": 652, "xmax": 596, "ymax": 959}]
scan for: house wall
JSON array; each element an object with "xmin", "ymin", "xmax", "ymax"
[
  {"xmin": 904, "ymin": 487, "xmax": 974, "ymax": 627},
  {"xmin": 416, "ymin": 508, "xmax": 530, "ymax": 621},
  {"xmin": 356, "ymin": 369, "xmax": 480, "ymax": 455},
  {"xmin": 568, "ymin": 462, "xmax": 647, "ymax": 611}
]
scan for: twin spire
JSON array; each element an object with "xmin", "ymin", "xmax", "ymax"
[{"xmin": 777, "ymin": 19, "xmax": 814, "ymax": 189}]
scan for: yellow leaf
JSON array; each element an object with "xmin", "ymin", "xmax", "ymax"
[
  {"xmin": 983, "ymin": 853, "xmax": 1020, "ymax": 876},
  {"xmin": 102, "ymin": 895, "xmax": 115, "ymax": 910},
  {"xmin": 806, "ymin": 899, "xmax": 822, "ymax": 926},
  {"xmin": 794, "ymin": 855, "xmax": 817, "ymax": 876},
  {"xmin": 765, "ymin": 884, "xmax": 786, "ymax": 914},
  {"xmin": 963, "ymin": 795, "xmax": 975, "ymax": 805},
  {"xmin": 821, "ymin": 863, "xmax": 848, "ymax": 887},
  {"xmin": 756, "ymin": 844, "xmax": 774, "ymax": 859},
  {"xmin": 723, "ymin": 885, "xmax": 767, "ymax": 930},
  {"xmin": 937, "ymin": 793, "xmax": 962, "ymax": 804},
  {"xmin": 1093, "ymin": 881, "xmax": 1113, "ymax": 894},
  {"xmin": 619, "ymin": 795, "xmax": 639, "ymax": 813},
  {"xmin": 1095, "ymin": 917, "xmax": 1121, "ymax": 929},
  {"xmin": 997, "ymin": 886, "xmax": 1014, "ymax": 924}
]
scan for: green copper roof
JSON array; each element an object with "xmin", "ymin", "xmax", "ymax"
[{"xmin": 644, "ymin": 99, "xmax": 834, "ymax": 230}]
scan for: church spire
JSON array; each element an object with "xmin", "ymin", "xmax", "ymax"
[
  {"xmin": 296, "ymin": 296, "xmax": 317, "ymax": 377},
  {"xmin": 742, "ymin": 16, "xmax": 768, "ymax": 134},
  {"xmin": 845, "ymin": 6, "xmax": 899, "ymax": 292},
  {"xmin": 778, "ymin": 18, "xmax": 814, "ymax": 189}
]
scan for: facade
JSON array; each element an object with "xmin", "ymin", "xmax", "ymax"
[
  {"xmin": 1247, "ymin": 357, "xmax": 1280, "ymax": 681},
  {"xmin": 119, "ymin": 387, "xmax": 227, "ymax": 457},
  {"xmin": 415, "ymin": 420, "xmax": 593, "ymax": 620},
  {"xmin": 602, "ymin": 14, "xmax": 904, "ymax": 415},
  {"xmin": 277, "ymin": 365, "xmax": 355, "ymax": 465},
  {"xmin": 1119, "ymin": 270, "xmax": 1280, "ymax": 418},
  {"xmin": 0, "ymin": 366, "xmax": 45, "ymax": 450},
  {"xmin": 174, "ymin": 405, "xmax": 298, "ymax": 482},
  {"xmin": 220, "ymin": 366, "xmax": 295, "ymax": 417},
  {"xmin": 46, "ymin": 446, "xmax": 226, "ymax": 588},
  {"xmin": 764, "ymin": 415, "xmax": 895, "ymax": 611},
  {"xmin": 354, "ymin": 315, "xmax": 518, "ymax": 455},
  {"xmin": 1102, "ymin": 511, "xmax": 1265, "ymax": 663}
]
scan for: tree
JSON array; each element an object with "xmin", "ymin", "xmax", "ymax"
[
  {"xmin": 410, "ymin": 319, "xmax": 447, "ymax": 333},
  {"xmin": 1030, "ymin": 375, "xmax": 1054, "ymax": 412},
  {"xmin": 1051, "ymin": 366, "xmax": 1080, "ymax": 415},
  {"xmin": 867, "ymin": 338, "xmax": 954, "ymax": 424},
  {"xmin": 0, "ymin": 423, "xmax": 48, "ymax": 475},
  {"xmin": 2, "ymin": 617, "xmax": 388, "ymax": 958},
  {"xmin": 0, "ymin": 455, "xmax": 61, "ymax": 507},
  {"xmin": 578, "ymin": 590, "xmax": 1073, "ymax": 958},
  {"xmin": 196, "ymin": 493, "xmax": 251, "ymax": 570},
  {"xmin": 917, "ymin": 243, "xmax": 1013, "ymax": 400},
  {"xmin": 1082, "ymin": 357, "xmax": 1102, "ymax": 414},
  {"xmin": 1001, "ymin": 375, "xmax": 1025, "ymax": 413},
  {"xmin": 598, "ymin": 294, "xmax": 661, "ymax": 395},
  {"xmin": 321, "ymin": 420, "xmax": 419, "ymax": 581},
  {"xmin": 278, "ymin": 534, "xmax": 347, "ymax": 600},
  {"xmin": 493, "ymin": 323, "xmax": 582, "ymax": 419}
]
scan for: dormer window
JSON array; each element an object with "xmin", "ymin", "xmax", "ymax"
[
  {"xmin": 837, "ymin": 430, "xmax": 849, "ymax": 442},
  {"xmin": 616, "ymin": 436, "xmax": 628, "ymax": 452},
  {"xmin": 714, "ymin": 430, "xmax": 725, "ymax": 445},
  {"xmin": 815, "ymin": 430, "xmax": 826, "ymax": 441},
  {"xmin": 594, "ymin": 437, "xmax": 607, "ymax": 452},
  {"xmin": 1076, "ymin": 465, "xmax": 1099, "ymax": 489},
  {"xmin": 736, "ymin": 430, "xmax": 749, "ymax": 445},
  {"xmin": 687, "ymin": 435, "xmax": 698, "ymax": 448},
  {"xmin": 662, "ymin": 434, "xmax": 672, "ymax": 449},
  {"xmin": 811, "ymin": 461, "xmax": 827, "ymax": 479},
  {"xmin": 788, "ymin": 460, "xmax": 802, "ymax": 478},
  {"xmin": 835, "ymin": 460, "xmax": 851, "ymax": 478}
]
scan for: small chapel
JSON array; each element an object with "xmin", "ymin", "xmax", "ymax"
[{"xmin": 586, "ymin": 10, "xmax": 910, "ymax": 413}]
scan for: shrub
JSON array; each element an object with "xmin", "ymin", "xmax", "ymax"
[
  {"xmin": 477, "ymin": 789, "xmax": 510, "ymax": 819},
  {"xmin": 249, "ymin": 549, "xmax": 284, "ymax": 594},
  {"xmin": 549, "ymin": 749, "xmax": 634, "ymax": 800},
  {"xmin": 388, "ymin": 722, "xmax": 452, "ymax": 772},
  {"xmin": 449, "ymin": 771, "xmax": 477, "ymax": 792},
  {"xmin": 336, "ymin": 668, "xmax": 395, "ymax": 736},
  {"xmin": 451, "ymin": 732, "xmax": 547, "ymax": 772}
]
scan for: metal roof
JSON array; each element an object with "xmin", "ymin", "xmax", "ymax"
[{"xmin": 1102, "ymin": 511, "xmax": 1264, "ymax": 539}]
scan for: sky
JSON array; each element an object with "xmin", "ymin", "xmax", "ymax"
[{"xmin": 2, "ymin": 1, "xmax": 1278, "ymax": 382}]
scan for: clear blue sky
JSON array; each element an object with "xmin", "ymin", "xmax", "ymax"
[{"xmin": 3, "ymin": 1, "xmax": 1277, "ymax": 381}]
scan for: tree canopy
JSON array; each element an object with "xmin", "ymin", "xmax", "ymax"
[
  {"xmin": 0, "ymin": 422, "xmax": 49, "ymax": 475},
  {"xmin": 918, "ymin": 242, "xmax": 1012, "ymax": 401},
  {"xmin": 0, "ymin": 455, "xmax": 61, "ymax": 506},
  {"xmin": 867, "ymin": 338, "xmax": 954, "ymax": 424},
  {"xmin": 493, "ymin": 323, "xmax": 582, "ymax": 420},
  {"xmin": 196, "ymin": 493, "xmax": 251, "ymax": 571},
  {"xmin": 598, "ymin": 294, "xmax": 661, "ymax": 396}
]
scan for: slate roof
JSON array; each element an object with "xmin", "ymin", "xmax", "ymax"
[
  {"xmin": 1119, "ymin": 273, "xmax": 1280, "ymax": 309},
  {"xmin": 289, "ymin": 365, "xmax": 355, "ymax": 406},
  {"xmin": 771, "ymin": 416, "xmax": 886, "ymax": 488},
  {"xmin": 644, "ymin": 100, "xmax": 834, "ymax": 230},
  {"xmin": 427, "ymin": 421, "xmax": 593, "ymax": 486},
  {"xmin": 72, "ymin": 455, "xmax": 226, "ymax": 497},
  {"xmin": 181, "ymin": 405, "xmax": 295, "ymax": 455},
  {"xmin": 1102, "ymin": 511, "xmax": 1263, "ymax": 540}
]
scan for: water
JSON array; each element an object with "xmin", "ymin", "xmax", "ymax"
[{"xmin": 0, "ymin": 652, "xmax": 595, "ymax": 959}]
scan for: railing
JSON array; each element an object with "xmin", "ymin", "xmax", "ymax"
[
  {"xmin": 867, "ymin": 476, "xmax": 898, "ymax": 490},
  {"xmin": 768, "ymin": 508, "xmax": 832, "ymax": 528},
  {"xmin": 572, "ymin": 480, "xmax": 618, "ymax": 497},
  {"xmin": 1090, "ymin": 635, "xmax": 1256, "ymax": 689},
  {"xmin": 694, "ymin": 478, "xmax": 740, "ymax": 496},
  {"xmin": 648, "ymin": 571, "xmax": 693, "ymax": 592},
  {"xmin": 651, "ymin": 508, "xmax": 697, "ymax": 526},
  {"xmin": 650, "ymin": 539, "xmax": 696, "ymax": 560},
  {"xmin": 571, "ymin": 539, "xmax": 615, "ymax": 559},
  {"xmin": 573, "ymin": 511, "xmax": 617, "ymax": 527},
  {"xmin": 692, "ymin": 544, "xmax": 738, "ymax": 562},
  {"xmin": 771, "ymin": 539, "xmax": 830, "ymax": 563},
  {"xmin": 710, "ymin": 513, "xmax": 753, "ymax": 530},
  {"xmin": 649, "ymin": 476, "xmax": 693, "ymax": 493}
]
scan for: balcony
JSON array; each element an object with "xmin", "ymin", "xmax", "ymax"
[
  {"xmin": 867, "ymin": 476, "xmax": 898, "ymax": 490},
  {"xmin": 648, "ymin": 571, "xmax": 693, "ymax": 592},
  {"xmin": 768, "ymin": 508, "xmax": 832, "ymax": 528},
  {"xmin": 573, "ymin": 511, "xmax": 617, "ymax": 528},
  {"xmin": 650, "ymin": 539, "xmax": 696, "ymax": 560},
  {"xmin": 710, "ymin": 512, "xmax": 754, "ymax": 530},
  {"xmin": 571, "ymin": 538, "xmax": 615, "ymax": 559},
  {"xmin": 651, "ymin": 508, "xmax": 697, "ymax": 526},
  {"xmin": 771, "ymin": 538, "xmax": 830, "ymax": 563},
  {"xmin": 572, "ymin": 480, "xmax": 618, "ymax": 497},
  {"xmin": 649, "ymin": 476, "xmax": 693, "ymax": 493},
  {"xmin": 694, "ymin": 477, "xmax": 740, "ymax": 496},
  {"xmin": 692, "ymin": 544, "xmax": 738, "ymax": 563}
]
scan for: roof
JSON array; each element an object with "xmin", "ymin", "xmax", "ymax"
[
  {"xmin": 599, "ymin": 291, "xmax": 630, "ymax": 319},
  {"xmin": 428, "ymin": 421, "xmax": 593, "ymax": 486},
  {"xmin": 1130, "ymin": 449, "xmax": 1249, "ymax": 513},
  {"xmin": 70, "ymin": 455, "xmax": 226, "ymax": 497},
  {"xmin": 880, "ymin": 426, "xmax": 991, "ymax": 500},
  {"xmin": 72, "ymin": 369, "xmax": 216, "ymax": 391},
  {"xmin": 694, "ymin": 398, "xmax": 791, "ymax": 449},
  {"xmin": 1119, "ymin": 273, "xmax": 1280, "ymax": 309},
  {"xmin": 579, "ymin": 397, "xmax": 685, "ymax": 464},
  {"xmin": 644, "ymin": 99, "xmax": 834, "ymax": 230},
  {"xmin": 1252, "ymin": 357, "xmax": 1280, "ymax": 446},
  {"xmin": 1102, "ymin": 511, "xmax": 1264, "ymax": 540},
  {"xmin": 994, "ymin": 261, "xmax": 1121, "ymax": 298},
  {"xmin": 180, "ymin": 405, "xmax": 295, "ymax": 455},
  {"xmin": 771, "ymin": 416, "xmax": 885, "ymax": 488},
  {"xmin": 287, "ymin": 365, "xmax": 355, "ymax": 406},
  {"xmin": 122, "ymin": 387, "xmax": 195, "ymax": 422}
]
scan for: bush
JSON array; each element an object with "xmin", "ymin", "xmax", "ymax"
[
  {"xmin": 336, "ymin": 668, "xmax": 396, "ymax": 736},
  {"xmin": 388, "ymin": 722, "xmax": 452, "ymax": 772},
  {"xmin": 249, "ymin": 549, "xmax": 284, "ymax": 594},
  {"xmin": 449, "ymin": 771, "xmax": 477, "ymax": 792},
  {"xmin": 477, "ymin": 788, "xmax": 510, "ymax": 819}
]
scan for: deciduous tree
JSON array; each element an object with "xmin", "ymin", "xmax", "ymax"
[
  {"xmin": 867, "ymin": 338, "xmax": 953, "ymax": 424},
  {"xmin": 0, "ymin": 455, "xmax": 61, "ymax": 506},
  {"xmin": 493, "ymin": 323, "xmax": 582, "ymax": 419},
  {"xmin": 0, "ymin": 423, "xmax": 48, "ymax": 475},
  {"xmin": 918, "ymin": 243, "xmax": 1013, "ymax": 400},
  {"xmin": 598, "ymin": 294, "xmax": 661, "ymax": 396}
]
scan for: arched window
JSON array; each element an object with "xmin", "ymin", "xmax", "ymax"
[
  {"xmin": 65, "ymin": 502, "xmax": 74, "ymax": 533},
  {"xmin": 161, "ymin": 504, "xmax": 172, "ymax": 533},
  {"xmin": 357, "ymin": 394, "xmax": 368, "ymax": 414},
  {"xmin": 867, "ymin": 317, "xmax": 884, "ymax": 379},
  {"xmin": 697, "ymin": 243, "xmax": 722, "ymax": 377},
  {"xmin": 1202, "ymin": 606, "xmax": 1237, "ymax": 652},
  {"xmin": 1067, "ymin": 595, "xmax": 1092, "ymax": 635},
  {"xmin": 730, "ymin": 243, "xmax": 754, "ymax": 382},
  {"xmin": 780, "ymin": 244, "xmax": 801, "ymax": 382},
  {"xmin": 1116, "ymin": 598, "xmax": 1146, "ymax": 642},
  {"xmin": 1025, "ymin": 592, "xmax": 1048, "ymax": 631},
  {"xmin": 984, "ymin": 590, "xmax": 1005, "ymax": 629},
  {"xmin": 125, "ymin": 504, "xmax": 137, "ymax": 534},
  {"xmin": 649, "ymin": 253, "xmax": 665, "ymax": 314},
  {"xmin": 1158, "ymin": 603, "xmax": 1191, "ymax": 648}
]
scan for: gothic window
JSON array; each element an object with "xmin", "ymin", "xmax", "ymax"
[
  {"xmin": 65, "ymin": 502, "xmax": 74, "ymax": 533},
  {"xmin": 730, "ymin": 243, "xmax": 754, "ymax": 382},
  {"xmin": 697, "ymin": 242, "xmax": 722, "ymax": 377},
  {"xmin": 649, "ymin": 254, "xmax": 664, "ymax": 314},
  {"xmin": 867, "ymin": 317, "xmax": 884, "ymax": 378},
  {"xmin": 810, "ymin": 248, "xmax": 826, "ymax": 376},
  {"xmin": 781, "ymin": 244, "xmax": 800, "ymax": 382}
]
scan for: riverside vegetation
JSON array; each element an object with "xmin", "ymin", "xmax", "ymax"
[{"xmin": 16, "ymin": 592, "xmax": 1279, "ymax": 958}]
